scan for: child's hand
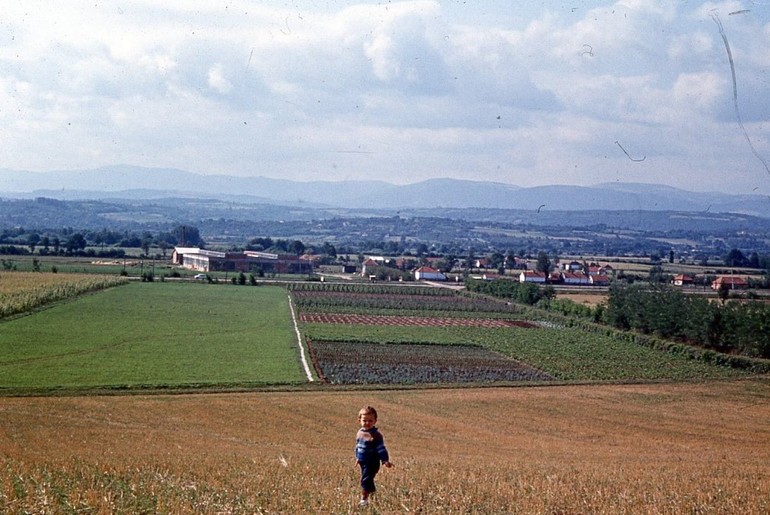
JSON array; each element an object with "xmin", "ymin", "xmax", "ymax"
[{"xmin": 384, "ymin": 461, "xmax": 393, "ymax": 468}]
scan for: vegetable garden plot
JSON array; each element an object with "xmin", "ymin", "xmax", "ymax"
[
  {"xmin": 291, "ymin": 290, "xmax": 517, "ymax": 313},
  {"xmin": 299, "ymin": 312, "xmax": 538, "ymax": 328},
  {"xmin": 308, "ymin": 340, "xmax": 554, "ymax": 384}
]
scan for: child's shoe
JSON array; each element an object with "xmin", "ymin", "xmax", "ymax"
[{"xmin": 359, "ymin": 499, "xmax": 368, "ymax": 507}]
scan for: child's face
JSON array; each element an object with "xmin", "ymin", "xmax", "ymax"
[{"xmin": 359, "ymin": 413, "xmax": 376, "ymax": 430}]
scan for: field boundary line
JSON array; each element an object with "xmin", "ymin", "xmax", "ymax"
[{"xmin": 288, "ymin": 292, "xmax": 314, "ymax": 382}]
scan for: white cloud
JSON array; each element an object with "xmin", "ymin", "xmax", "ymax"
[
  {"xmin": 0, "ymin": 1, "xmax": 768, "ymax": 194},
  {"xmin": 207, "ymin": 64, "xmax": 234, "ymax": 94}
]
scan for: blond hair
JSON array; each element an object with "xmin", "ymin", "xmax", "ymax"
[{"xmin": 358, "ymin": 405, "xmax": 378, "ymax": 420}]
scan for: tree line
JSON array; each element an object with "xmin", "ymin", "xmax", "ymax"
[
  {"xmin": 470, "ymin": 277, "xmax": 769, "ymax": 360},
  {"xmin": 602, "ymin": 283, "xmax": 769, "ymax": 359}
]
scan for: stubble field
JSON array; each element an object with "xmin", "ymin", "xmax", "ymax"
[{"xmin": 1, "ymin": 380, "xmax": 768, "ymax": 513}]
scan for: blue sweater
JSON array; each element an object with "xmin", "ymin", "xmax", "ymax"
[{"xmin": 355, "ymin": 427, "xmax": 389, "ymax": 463}]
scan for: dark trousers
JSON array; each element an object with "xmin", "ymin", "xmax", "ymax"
[{"xmin": 358, "ymin": 459, "xmax": 381, "ymax": 494}]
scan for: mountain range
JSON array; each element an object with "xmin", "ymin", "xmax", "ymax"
[{"xmin": 1, "ymin": 165, "xmax": 769, "ymax": 218}]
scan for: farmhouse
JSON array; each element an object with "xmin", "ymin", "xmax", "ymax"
[
  {"xmin": 360, "ymin": 258, "xmax": 380, "ymax": 277},
  {"xmin": 561, "ymin": 271, "xmax": 591, "ymax": 285},
  {"xmin": 414, "ymin": 266, "xmax": 447, "ymax": 281},
  {"xmin": 589, "ymin": 274, "xmax": 610, "ymax": 286},
  {"xmin": 673, "ymin": 274, "xmax": 694, "ymax": 287},
  {"xmin": 711, "ymin": 276, "xmax": 749, "ymax": 290},
  {"xmin": 172, "ymin": 247, "xmax": 313, "ymax": 274},
  {"xmin": 563, "ymin": 261, "xmax": 584, "ymax": 272},
  {"xmin": 519, "ymin": 271, "xmax": 547, "ymax": 283}
]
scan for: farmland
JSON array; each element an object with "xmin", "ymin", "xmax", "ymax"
[
  {"xmin": 1, "ymin": 381, "xmax": 768, "ymax": 513},
  {"xmin": 0, "ymin": 281, "xmax": 305, "ymax": 390},
  {"xmin": 0, "ymin": 271, "xmax": 127, "ymax": 319},
  {"xmin": 292, "ymin": 282, "xmax": 750, "ymax": 384},
  {"xmin": 0, "ymin": 273, "xmax": 769, "ymax": 512}
]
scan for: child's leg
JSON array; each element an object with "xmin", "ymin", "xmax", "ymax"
[{"xmin": 359, "ymin": 460, "xmax": 381, "ymax": 498}]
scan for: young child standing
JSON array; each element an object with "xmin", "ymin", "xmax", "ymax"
[{"xmin": 355, "ymin": 405, "xmax": 393, "ymax": 507}]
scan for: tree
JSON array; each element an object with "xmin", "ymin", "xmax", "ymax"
[
  {"xmin": 288, "ymin": 240, "xmax": 306, "ymax": 256},
  {"xmin": 141, "ymin": 237, "xmax": 152, "ymax": 257},
  {"xmin": 65, "ymin": 233, "xmax": 87, "ymax": 254},
  {"xmin": 725, "ymin": 248, "xmax": 746, "ymax": 267},
  {"xmin": 489, "ymin": 252, "xmax": 504, "ymax": 270},
  {"xmin": 535, "ymin": 251, "xmax": 552, "ymax": 274},
  {"xmin": 175, "ymin": 225, "xmax": 203, "ymax": 247},
  {"xmin": 27, "ymin": 233, "xmax": 40, "ymax": 254},
  {"xmin": 717, "ymin": 281, "xmax": 731, "ymax": 304},
  {"xmin": 158, "ymin": 241, "xmax": 170, "ymax": 258},
  {"xmin": 321, "ymin": 242, "xmax": 337, "ymax": 258}
]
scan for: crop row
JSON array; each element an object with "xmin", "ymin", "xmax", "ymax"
[
  {"xmin": 300, "ymin": 312, "xmax": 537, "ymax": 328},
  {"xmin": 0, "ymin": 272, "xmax": 129, "ymax": 319},
  {"xmin": 287, "ymin": 282, "xmax": 455, "ymax": 296},
  {"xmin": 291, "ymin": 290, "xmax": 515, "ymax": 313},
  {"xmin": 307, "ymin": 340, "xmax": 554, "ymax": 384}
]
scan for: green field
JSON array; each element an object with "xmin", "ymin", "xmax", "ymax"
[
  {"xmin": 302, "ymin": 324, "xmax": 746, "ymax": 381},
  {"xmin": 0, "ymin": 283, "xmax": 306, "ymax": 389},
  {"xmin": 0, "ymin": 279, "xmax": 758, "ymax": 392}
]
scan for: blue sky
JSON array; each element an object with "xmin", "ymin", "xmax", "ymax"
[{"xmin": 2, "ymin": 1, "xmax": 770, "ymax": 194}]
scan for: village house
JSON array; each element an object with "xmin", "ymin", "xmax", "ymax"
[
  {"xmin": 562, "ymin": 261, "xmax": 584, "ymax": 272},
  {"xmin": 519, "ymin": 270, "xmax": 547, "ymax": 283},
  {"xmin": 711, "ymin": 276, "xmax": 749, "ymax": 290},
  {"xmin": 561, "ymin": 271, "xmax": 591, "ymax": 286},
  {"xmin": 589, "ymin": 274, "xmax": 610, "ymax": 286},
  {"xmin": 414, "ymin": 266, "xmax": 447, "ymax": 281},
  {"xmin": 360, "ymin": 258, "xmax": 380, "ymax": 277},
  {"xmin": 672, "ymin": 274, "xmax": 694, "ymax": 287}
]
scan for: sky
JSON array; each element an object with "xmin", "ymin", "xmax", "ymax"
[{"xmin": 2, "ymin": 0, "xmax": 770, "ymax": 194}]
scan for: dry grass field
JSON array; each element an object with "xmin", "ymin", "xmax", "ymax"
[
  {"xmin": 554, "ymin": 292, "xmax": 607, "ymax": 307},
  {"xmin": 2, "ymin": 380, "xmax": 769, "ymax": 513}
]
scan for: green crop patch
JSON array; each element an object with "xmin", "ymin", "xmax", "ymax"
[{"xmin": 0, "ymin": 283, "xmax": 306, "ymax": 389}]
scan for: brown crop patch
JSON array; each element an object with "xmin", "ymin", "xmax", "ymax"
[
  {"xmin": 308, "ymin": 340, "xmax": 554, "ymax": 384},
  {"xmin": 299, "ymin": 312, "xmax": 537, "ymax": 328}
]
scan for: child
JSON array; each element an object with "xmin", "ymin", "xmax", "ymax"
[{"xmin": 355, "ymin": 405, "xmax": 393, "ymax": 506}]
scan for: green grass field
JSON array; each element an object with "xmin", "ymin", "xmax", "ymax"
[{"xmin": 0, "ymin": 283, "xmax": 306, "ymax": 389}]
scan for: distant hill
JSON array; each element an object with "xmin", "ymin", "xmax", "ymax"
[{"xmin": 1, "ymin": 165, "xmax": 769, "ymax": 218}]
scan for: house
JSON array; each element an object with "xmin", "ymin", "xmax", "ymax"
[
  {"xmin": 549, "ymin": 271, "xmax": 563, "ymax": 283},
  {"xmin": 519, "ymin": 271, "xmax": 547, "ymax": 283},
  {"xmin": 672, "ymin": 274, "xmax": 694, "ymax": 287},
  {"xmin": 562, "ymin": 261, "xmax": 584, "ymax": 272},
  {"xmin": 360, "ymin": 258, "xmax": 380, "ymax": 277},
  {"xmin": 511, "ymin": 257, "xmax": 528, "ymax": 270},
  {"xmin": 562, "ymin": 272, "xmax": 591, "ymax": 285},
  {"xmin": 711, "ymin": 276, "xmax": 749, "ymax": 290},
  {"xmin": 589, "ymin": 274, "xmax": 610, "ymax": 286},
  {"xmin": 482, "ymin": 272, "xmax": 513, "ymax": 281},
  {"xmin": 414, "ymin": 266, "xmax": 447, "ymax": 281}
]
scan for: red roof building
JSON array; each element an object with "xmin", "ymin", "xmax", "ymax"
[{"xmin": 711, "ymin": 276, "xmax": 749, "ymax": 290}]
